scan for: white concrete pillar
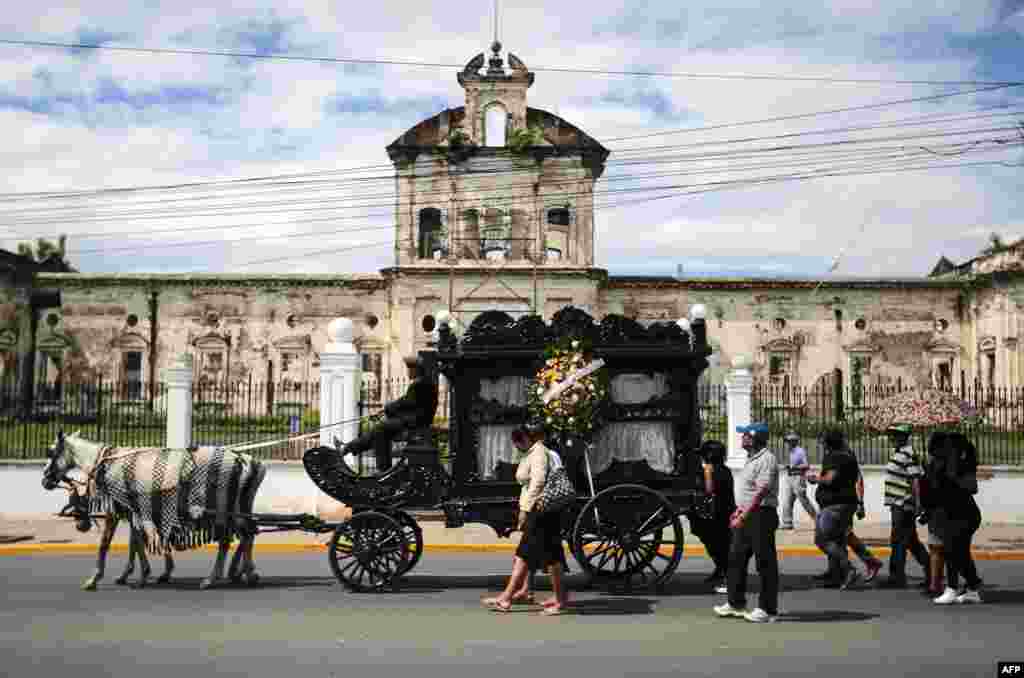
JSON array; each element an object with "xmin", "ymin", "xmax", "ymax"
[
  {"xmin": 162, "ymin": 353, "xmax": 194, "ymax": 449},
  {"xmin": 725, "ymin": 355, "xmax": 754, "ymax": 470},
  {"xmin": 319, "ymin": 318, "xmax": 362, "ymax": 452}
]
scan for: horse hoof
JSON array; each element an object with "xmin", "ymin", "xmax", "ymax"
[
  {"xmin": 82, "ymin": 580, "xmax": 98, "ymax": 591},
  {"xmin": 244, "ymin": 572, "xmax": 260, "ymax": 587},
  {"xmin": 114, "ymin": 576, "xmax": 129, "ymax": 586},
  {"xmin": 199, "ymin": 578, "xmax": 215, "ymax": 590},
  {"xmin": 156, "ymin": 574, "xmax": 171, "ymax": 584}
]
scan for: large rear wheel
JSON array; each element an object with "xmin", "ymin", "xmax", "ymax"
[
  {"xmin": 328, "ymin": 511, "xmax": 411, "ymax": 592},
  {"xmin": 391, "ymin": 510, "xmax": 424, "ymax": 575},
  {"xmin": 570, "ymin": 484, "xmax": 683, "ymax": 591}
]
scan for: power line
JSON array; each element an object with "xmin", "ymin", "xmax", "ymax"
[
  {"xmin": 1, "ymin": 38, "xmax": 1020, "ymax": 86},
  {"xmin": 2, "ymin": 124, "xmax": 1016, "ymax": 232}
]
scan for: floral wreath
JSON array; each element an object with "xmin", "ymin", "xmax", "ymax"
[{"xmin": 527, "ymin": 336, "xmax": 610, "ymax": 443}]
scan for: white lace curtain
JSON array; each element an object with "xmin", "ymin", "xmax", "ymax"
[
  {"xmin": 477, "ymin": 376, "xmax": 530, "ymax": 479},
  {"xmin": 609, "ymin": 373, "xmax": 669, "ymax": 404},
  {"xmin": 590, "ymin": 422, "xmax": 675, "ymax": 473},
  {"xmin": 589, "ymin": 373, "xmax": 674, "ymax": 473}
]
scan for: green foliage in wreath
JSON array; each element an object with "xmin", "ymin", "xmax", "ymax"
[{"xmin": 527, "ymin": 336, "xmax": 610, "ymax": 441}]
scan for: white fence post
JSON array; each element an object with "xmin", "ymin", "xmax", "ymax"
[
  {"xmin": 319, "ymin": 317, "xmax": 362, "ymax": 457},
  {"xmin": 725, "ymin": 355, "xmax": 754, "ymax": 469},
  {"xmin": 162, "ymin": 354, "xmax": 193, "ymax": 449}
]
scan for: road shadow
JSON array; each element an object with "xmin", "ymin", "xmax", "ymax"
[
  {"xmin": 974, "ymin": 588, "xmax": 1024, "ymax": 605},
  {"xmin": 777, "ymin": 610, "xmax": 878, "ymax": 623},
  {"xmin": 126, "ymin": 575, "xmax": 337, "ymax": 591},
  {"xmin": 597, "ymin": 572, "xmax": 825, "ymax": 597}
]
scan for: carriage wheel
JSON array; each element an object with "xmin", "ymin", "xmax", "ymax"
[
  {"xmin": 328, "ymin": 511, "xmax": 411, "ymax": 592},
  {"xmin": 571, "ymin": 484, "xmax": 683, "ymax": 591},
  {"xmin": 391, "ymin": 510, "xmax": 424, "ymax": 575}
]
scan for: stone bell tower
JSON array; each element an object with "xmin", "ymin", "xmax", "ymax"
[{"xmin": 456, "ymin": 42, "xmax": 535, "ymax": 147}]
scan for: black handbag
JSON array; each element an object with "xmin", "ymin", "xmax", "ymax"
[{"xmin": 535, "ymin": 452, "xmax": 576, "ymax": 514}]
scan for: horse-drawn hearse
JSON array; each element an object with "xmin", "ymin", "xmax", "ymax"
[{"xmin": 42, "ymin": 305, "xmax": 712, "ymax": 594}]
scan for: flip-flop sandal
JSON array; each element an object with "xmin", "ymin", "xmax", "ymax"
[
  {"xmin": 540, "ymin": 606, "xmax": 565, "ymax": 616},
  {"xmin": 482, "ymin": 598, "xmax": 512, "ymax": 613}
]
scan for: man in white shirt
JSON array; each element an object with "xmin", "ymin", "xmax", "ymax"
[{"xmin": 780, "ymin": 431, "xmax": 817, "ymax": 530}]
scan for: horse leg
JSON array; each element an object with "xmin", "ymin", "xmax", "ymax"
[
  {"xmin": 227, "ymin": 529, "xmax": 247, "ymax": 583},
  {"xmin": 114, "ymin": 516, "xmax": 135, "ymax": 585},
  {"xmin": 239, "ymin": 521, "xmax": 260, "ymax": 586},
  {"xmin": 133, "ymin": 528, "xmax": 153, "ymax": 588},
  {"xmin": 201, "ymin": 534, "xmax": 232, "ymax": 590},
  {"xmin": 83, "ymin": 515, "xmax": 118, "ymax": 591},
  {"xmin": 156, "ymin": 549, "xmax": 175, "ymax": 584}
]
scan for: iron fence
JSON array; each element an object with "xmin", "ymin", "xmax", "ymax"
[
  {"xmin": 189, "ymin": 378, "xmax": 321, "ymax": 460},
  {"xmin": 748, "ymin": 381, "xmax": 1024, "ymax": 466},
  {"xmin": 0, "ymin": 379, "xmax": 169, "ymax": 459},
  {"xmin": 2, "ymin": 375, "xmax": 1021, "ymax": 465}
]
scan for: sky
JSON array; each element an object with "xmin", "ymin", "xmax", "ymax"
[{"xmin": 0, "ymin": 1, "xmax": 1021, "ymax": 278}]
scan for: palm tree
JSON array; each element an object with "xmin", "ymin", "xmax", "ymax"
[
  {"xmin": 981, "ymin": 232, "xmax": 1009, "ymax": 256},
  {"xmin": 16, "ymin": 234, "xmax": 75, "ymax": 270}
]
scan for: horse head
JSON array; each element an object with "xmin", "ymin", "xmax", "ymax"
[{"xmin": 42, "ymin": 429, "xmax": 81, "ymax": 491}]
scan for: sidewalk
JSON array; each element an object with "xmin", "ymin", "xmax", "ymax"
[{"xmin": 3, "ymin": 513, "xmax": 1023, "ymax": 559}]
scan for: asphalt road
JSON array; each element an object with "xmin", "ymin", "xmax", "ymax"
[{"xmin": 2, "ymin": 551, "xmax": 1021, "ymax": 678}]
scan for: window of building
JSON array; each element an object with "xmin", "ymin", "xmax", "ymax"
[
  {"xmin": 422, "ymin": 315, "xmax": 436, "ymax": 333},
  {"xmin": 834, "ymin": 309, "xmax": 843, "ymax": 332},
  {"xmin": 850, "ymin": 355, "xmax": 871, "ymax": 407},
  {"xmin": 123, "ymin": 350, "xmax": 143, "ymax": 400},
  {"xmin": 937, "ymin": 360, "xmax": 953, "ymax": 391},
  {"xmin": 484, "ymin": 105, "xmax": 507, "ymax": 146},
  {"xmin": 480, "ymin": 208, "xmax": 511, "ymax": 260},
  {"xmin": 193, "ymin": 334, "xmax": 229, "ymax": 385},
  {"xmin": 547, "ymin": 207, "xmax": 570, "ymax": 227},
  {"xmin": 773, "ymin": 317, "xmax": 786, "ymax": 332},
  {"xmin": 768, "ymin": 353, "xmax": 792, "ymax": 389},
  {"xmin": 417, "ymin": 208, "xmax": 446, "ymax": 259},
  {"xmin": 126, "ymin": 314, "xmax": 139, "ymax": 327},
  {"xmin": 361, "ymin": 352, "xmax": 383, "ymax": 402}
]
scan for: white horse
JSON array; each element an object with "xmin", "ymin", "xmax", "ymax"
[{"xmin": 42, "ymin": 431, "xmax": 265, "ymax": 590}]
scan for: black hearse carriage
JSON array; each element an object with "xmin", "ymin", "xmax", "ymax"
[{"xmin": 303, "ymin": 306, "xmax": 712, "ymax": 593}]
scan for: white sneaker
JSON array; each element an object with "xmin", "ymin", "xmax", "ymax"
[
  {"xmin": 933, "ymin": 587, "xmax": 960, "ymax": 605},
  {"xmin": 714, "ymin": 602, "xmax": 747, "ymax": 618},
  {"xmin": 955, "ymin": 589, "xmax": 983, "ymax": 604},
  {"xmin": 744, "ymin": 608, "xmax": 777, "ymax": 623},
  {"xmin": 715, "ymin": 584, "xmax": 728, "ymax": 594}
]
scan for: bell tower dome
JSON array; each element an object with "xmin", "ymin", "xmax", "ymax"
[{"xmin": 456, "ymin": 42, "xmax": 534, "ymax": 147}]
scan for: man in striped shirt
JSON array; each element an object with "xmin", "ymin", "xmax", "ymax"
[{"xmin": 882, "ymin": 423, "xmax": 930, "ymax": 588}]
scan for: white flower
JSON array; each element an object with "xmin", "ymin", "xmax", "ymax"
[
  {"xmin": 571, "ymin": 340, "xmax": 580, "ymax": 348},
  {"xmin": 568, "ymin": 417, "xmax": 575, "ymax": 424},
  {"xmin": 546, "ymin": 417, "xmax": 553, "ymax": 424},
  {"xmin": 536, "ymin": 386, "xmax": 544, "ymax": 395}
]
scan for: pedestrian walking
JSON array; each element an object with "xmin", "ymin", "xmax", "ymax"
[
  {"xmin": 927, "ymin": 432, "xmax": 984, "ymax": 605},
  {"xmin": 483, "ymin": 423, "xmax": 570, "ymax": 615},
  {"xmin": 880, "ymin": 423, "xmax": 930, "ymax": 588},
  {"xmin": 780, "ymin": 431, "xmax": 816, "ymax": 530},
  {"xmin": 688, "ymin": 440, "xmax": 735, "ymax": 593},
  {"xmin": 714, "ymin": 422, "xmax": 781, "ymax": 623},
  {"xmin": 808, "ymin": 429, "xmax": 863, "ymax": 590}
]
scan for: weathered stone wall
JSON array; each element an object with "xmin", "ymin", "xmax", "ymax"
[{"xmin": 602, "ymin": 282, "xmax": 965, "ymax": 389}]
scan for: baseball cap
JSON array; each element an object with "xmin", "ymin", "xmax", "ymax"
[
  {"xmin": 736, "ymin": 422, "xmax": 769, "ymax": 435},
  {"xmin": 783, "ymin": 431, "xmax": 799, "ymax": 441}
]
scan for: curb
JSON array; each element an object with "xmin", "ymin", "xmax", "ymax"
[{"xmin": 3, "ymin": 542, "xmax": 1024, "ymax": 560}]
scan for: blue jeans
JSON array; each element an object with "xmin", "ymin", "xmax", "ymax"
[{"xmin": 815, "ymin": 505, "xmax": 856, "ymax": 579}]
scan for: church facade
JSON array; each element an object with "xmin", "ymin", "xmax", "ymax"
[{"xmin": 3, "ymin": 46, "xmax": 1022, "ymax": 405}]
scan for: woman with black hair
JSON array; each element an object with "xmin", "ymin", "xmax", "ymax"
[
  {"xmin": 927, "ymin": 431, "xmax": 984, "ymax": 605},
  {"xmin": 689, "ymin": 440, "xmax": 736, "ymax": 593}
]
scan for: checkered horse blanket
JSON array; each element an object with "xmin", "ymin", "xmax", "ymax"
[{"xmin": 88, "ymin": 446, "xmax": 266, "ymax": 554}]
